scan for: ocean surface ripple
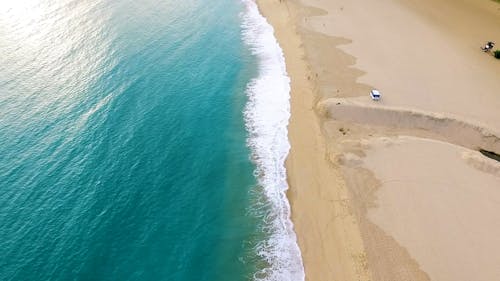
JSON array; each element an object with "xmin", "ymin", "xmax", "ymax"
[{"xmin": 0, "ymin": 0, "xmax": 302, "ymax": 280}]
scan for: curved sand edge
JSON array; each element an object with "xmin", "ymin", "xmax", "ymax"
[{"xmin": 319, "ymin": 97, "xmax": 500, "ymax": 154}]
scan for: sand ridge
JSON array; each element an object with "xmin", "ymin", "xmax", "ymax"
[{"xmin": 320, "ymin": 98, "xmax": 500, "ymax": 153}]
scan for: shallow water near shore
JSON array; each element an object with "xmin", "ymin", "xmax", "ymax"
[{"xmin": 0, "ymin": 0, "xmax": 302, "ymax": 280}]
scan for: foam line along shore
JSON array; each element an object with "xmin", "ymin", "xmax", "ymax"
[{"xmin": 240, "ymin": 1, "xmax": 305, "ymax": 280}]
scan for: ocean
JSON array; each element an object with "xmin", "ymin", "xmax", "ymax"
[{"xmin": 0, "ymin": 0, "xmax": 303, "ymax": 280}]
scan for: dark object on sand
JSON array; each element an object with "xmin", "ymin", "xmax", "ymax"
[
  {"xmin": 481, "ymin": 41, "xmax": 495, "ymax": 52},
  {"xmin": 479, "ymin": 149, "xmax": 500, "ymax": 162}
]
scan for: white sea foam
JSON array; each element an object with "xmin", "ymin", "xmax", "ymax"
[{"xmin": 240, "ymin": 1, "xmax": 305, "ymax": 280}]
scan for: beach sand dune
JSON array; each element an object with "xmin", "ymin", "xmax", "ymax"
[{"xmin": 341, "ymin": 136, "xmax": 500, "ymax": 281}]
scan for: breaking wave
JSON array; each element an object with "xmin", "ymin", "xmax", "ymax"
[{"xmin": 240, "ymin": 1, "xmax": 305, "ymax": 280}]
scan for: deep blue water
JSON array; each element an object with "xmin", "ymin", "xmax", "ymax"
[{"xmin": 0, "ymin": 1, "xmax": 270, "ymax": 280}]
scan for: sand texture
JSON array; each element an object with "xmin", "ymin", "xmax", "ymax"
[
  {"xmin": 256, "ymin": 1, "xmax": 371, "ymax": 280},
  {"xmin": 256, "ymin": 0, "xmax": 500, "ymax": 280}
]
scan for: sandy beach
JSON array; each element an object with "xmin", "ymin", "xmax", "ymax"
[{"xmin": 256, "ymin": 0, "xmax": 500, "ymax": 280}]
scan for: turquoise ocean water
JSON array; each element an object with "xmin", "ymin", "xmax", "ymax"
[{"xmin": 0, "ymin": 0, "xmax": 303, "ymax": 280}]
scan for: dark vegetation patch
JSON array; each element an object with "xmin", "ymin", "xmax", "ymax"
[
  {"xmin": 479, "ymin": 149, "xmax": 500, "ymax": 162},
  {"xmin": 494, "ymin": 50, "xmax": 500, "ymax": 59}
]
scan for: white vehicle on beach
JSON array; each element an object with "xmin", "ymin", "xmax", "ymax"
[{"xmin": 370, "ymin": 89, "xmax": 381, "ymax": 101}]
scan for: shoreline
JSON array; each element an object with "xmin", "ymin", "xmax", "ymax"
[
  {"xmin": 256, "ymin": 0, "xmax": 500, "ymax": 280},
  {"xmin": 240, "ymin": 1, "xmax": 305, "ymax": 279},
  {"xmin": 255, "ymin": 1, "xmax": 371, "ymax": 280}
]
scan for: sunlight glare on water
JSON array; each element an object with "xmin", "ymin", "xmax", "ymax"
[{"xmin": 0, "ymin": 0, "xmax": 114, "ymax": 129}]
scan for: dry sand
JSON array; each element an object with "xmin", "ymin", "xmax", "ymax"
[
  {"xmin": 256, "ymin": 0, "xmax": 500, "ymax": 280},
  {"xmin": 363, "ymin": 137, "xmax": 500, "ymax": 281}
]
